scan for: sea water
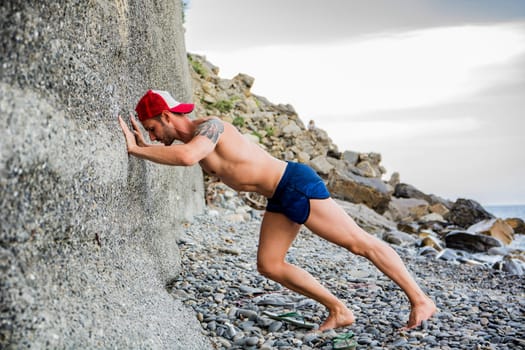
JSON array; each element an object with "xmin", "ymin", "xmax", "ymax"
[{"xmin": 484, "ymin": 204, "xmax": 525, "ymax": 221}]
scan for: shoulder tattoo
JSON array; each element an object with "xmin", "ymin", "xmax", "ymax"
[{"xmin": 194, "ymin": 118, "xmax": 224, "ymax": 144}]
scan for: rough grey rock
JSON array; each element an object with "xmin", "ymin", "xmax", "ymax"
[
  {"xmin": 445, "ymin": 231, "xmax": 503, "ymax": 253},
  {"xmin": 328, "ymin": 169, "xmax": 391, "ymax": 214},
  {"xmin": 387, "ymin": 197, "xmax": 430, "ymax": 222},
  {"xmin": 446, "ymin": 198, "xmax": 495, "ymax": 228},
  {"xmin": 1, "ymin": 1, "xmax": 208, "ymax": 348}
]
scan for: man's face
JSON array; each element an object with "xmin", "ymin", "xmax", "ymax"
[{"xmin": 141, "ymin": 117, "xmax": 175, "ymax": 145}]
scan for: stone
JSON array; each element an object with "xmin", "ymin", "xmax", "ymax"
[
  {"xmin": 383, "ymin": 230, "xmax": 417, "ymax": 246},
  {"xmin": 504, "ymin": 218, "xmax": 525, "ymax": 234},
  {"xmin": 493, "ymin": 258, "xmax": 525, "ymax": 275},
  {"xmin": 436, "ymin": 248, "xmax": 459, "ymax": 261},
  {"xmin": 342, "ymin": 150, "xmax": 359, "ymax": 165},
  {"xmin": 328, "ymin": 169, "xmax": 391, "ymax": 214},
  {"xmin": 445, "ymin": 231, "xmax": 502, "ymax": 252},
  {"xmin": 336, "ymin": 200, "xmax": 396, "ymax": 234},
  {"xmin": 356, "ymin": 160, "xmax": 378, "ymax": 178},
  {"xmin": 387, "ymin": 197, "xmax": 429, "ymax": 222},
  {"xmin": 410, "ymin": 203, "xmax": 431, "ymax": 220},
  {"xmin": 268, "ymin": 321, "xmax": 283, "ymax": 332},
  {"xmin": 309, "ymin": 156, "xmax": 334, "ymax": 175},
  {"xmin": 430, "ymin": 203, "xmax": 450, "ymax": 216},
  {"xmin": 282, "ymin": 121, "xmax": 302, "ymax": 135},
  {"xmin": 233, "ymin": 73, "xmax": 255, "ymax": 90},
  {"xmin": 296, "ymin": 151, "xmax": 311, "ymax": 163},
  {"xmin": 445, "ymin": 198, "xmax": 494, "ymax": 228},
  {"xmin": 388, "ymin": 172, "xmax": 401, "ymax": 187},
  {"xmin": 419, "ymin": 246, "xmax": 439, "ymax": 258},
  {"xmin": 394, "ymin": 183, "xmax": 433, "ymax": 202},
  {"xmin": 397, "ymin": 221, "xmax": 420, "ymax": 234},
  {"xmin": 467, "ymin": 218, "xmax": 514, "ymax": 245},
  {"xmin": 419, "ymin": 213, "xmax": 446, "ymax": 223},
  {"xmin": 420, "ymin": 236, "xmax": 444, "ymax": 251}
]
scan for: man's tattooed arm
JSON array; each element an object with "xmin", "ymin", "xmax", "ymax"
[{"xmin": 193, "ymin": 118, "xmax": 225, "ymax": 144}]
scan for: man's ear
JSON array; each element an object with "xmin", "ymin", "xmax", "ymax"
[{"xmin": 160, "ymin": 110, "xmax": 171, "ymax": 123}]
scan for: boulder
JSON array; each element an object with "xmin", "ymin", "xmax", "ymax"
[
  {"xmin": 419, "ymin": 235, "xmax": 444, "ymax": 251},
  {"xmin": 428, "ymin": 194, "xmax": 454, "ymax": 209},
  {"xmin": 282, "ymin": 121, "xmax": 302, "ymax": 135},
  {"xmin": 356, "ymin": 160, "xmax": 379, "ymax": 178},
  {"xmin": 419, "ymin": 213, "xmax": 446, "ymax": 223},
  {"xmin": 328, "ymin": 169, "xmax": 391, "ymax": 214},
  {"xmin": 394, "ymin": 183, "xmax": 433, "ymax": 203},
  {"xmin": 335, "ymin": 199, "xmax": 396, "ymax": 234},
  {"xmin": 233, "ymin": 73, "xmax": 255, "ymax": 90},
  {"xmin": 383, "ymin": 230, "xmax": 417, "ymax": 246},
  {"xmin": 445, "ymin": 231, "xmax": 502, "ymax": 253},
  {"xmin": 394, "ymin": 183, "xmax": 452, "ymax": 209},
  {"xmin": 445, "ymin": 198, "xmax": 494, "ymax": 228},
  {"xmin": 419, "ymin": 246, "xmax": 439, "ymax": 258},
  {"xmin": 429, "ymin": 203, "xmax": 450, "ymax": 216},
  {"xmin": 505, "ymin": 218, "xmax": 525, "ymax": 234},
  {"xmin": 467, "ymin": 218, "xmax": 514, "ymax": 245},
  {"xmin": 397, "ymin": 221, "xmax": 420, "ymax": 235},
  {"xmin": 386, "ymin": 197, "xmax": 429, "ymax": 222},
  {"xmin": 309, "ymin": 156, "xmax": 334, "ymax": 175},
  {"xmin": 342, "ymin": 150, "xmax": 359, "ymax": 165},
  {"xmin": 388, "ymin": 172, "xmax": 401, "ymax": 188}
]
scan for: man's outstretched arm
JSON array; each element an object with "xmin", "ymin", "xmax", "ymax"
[{"xmin": 118, "ymin": 115, "xmax": 222, "ymax": 166}]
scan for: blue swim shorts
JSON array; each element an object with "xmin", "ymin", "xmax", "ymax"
[{"xmin": 266, "ymin": 162, "xmax": 330, "ymax": 224}]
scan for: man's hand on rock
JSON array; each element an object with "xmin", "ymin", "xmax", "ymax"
[
  {"xmin": 129, "ymin": 114, "xmax": 149, "ymax": 147},
  {"xmin": 118, "ymin": 114, "xmax": 138, "ymax": 153}
]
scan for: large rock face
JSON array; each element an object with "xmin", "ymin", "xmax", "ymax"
[{"xmin": 1, "ymin": 1, "xmax": 208, "ymax": 349}]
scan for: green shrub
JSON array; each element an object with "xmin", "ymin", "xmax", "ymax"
[
  {"xmin": 232, "ymin": 116, "xmax": 245, "ymax": 127},
  {"xmin": 188, "ymin": 56, "xmax": 207, "ymax": 77},
  {"xmin": 265, "ymin": 126, "xmax": 274, "ymax": 137},
  {"xmin": 214, "ymin": 99, "xmax": 234, "ymax": 113}
]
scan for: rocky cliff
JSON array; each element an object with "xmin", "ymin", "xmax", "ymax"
[{"xmin": 1, "ymin": 1, "xmax": 209, "ymax": 348}]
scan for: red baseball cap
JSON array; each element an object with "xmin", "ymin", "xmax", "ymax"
[{"xmin": 135, "ymin": 90, "xmax": 194, "ymax": 121}]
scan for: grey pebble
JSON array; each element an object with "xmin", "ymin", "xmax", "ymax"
[
  {"xmin": 268, "ymin": 321, "xmax": 283, "ymax": 332},
  {"xmin": 244, "ymin": 336, "xmax": 260, "ymax": 346}
]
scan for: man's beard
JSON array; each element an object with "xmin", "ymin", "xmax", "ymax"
[{"xmin": 163, "ymin": 137, "xmax": 175, "ymax": 146}]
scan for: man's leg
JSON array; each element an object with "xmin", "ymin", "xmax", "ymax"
[
  {"xmin": 257, "ymin": 211, "xmax": 355, "ymax": 330},
  {"xmin": 305, "ymin": 197, "xmax": 436, "ymax": 330}
]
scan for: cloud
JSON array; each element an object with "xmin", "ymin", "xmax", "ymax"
[
  {"xmin": 200, "ymin": 23, "xmax": 525, "ymax": 118},
  {"xmin": 185, "ymin": 0, "xmax": 525, "ymax": 50},
  {"xmin": 319, "ymin": 117, "xmax": 481, "ymax": 144}
]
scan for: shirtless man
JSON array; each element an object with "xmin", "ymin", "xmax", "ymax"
[{"xmin": 118, "ymin": 89, "xmax": 436, "ymax": 331}]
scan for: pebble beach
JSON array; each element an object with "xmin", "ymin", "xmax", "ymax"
[{"xmin": 169, "ymin": 208, "xmax": 525, "ymax": 350}]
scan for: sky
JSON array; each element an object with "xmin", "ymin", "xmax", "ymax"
[{"xmin": 183, "ymin": 0, "xmax": 525, "ymax": 205}]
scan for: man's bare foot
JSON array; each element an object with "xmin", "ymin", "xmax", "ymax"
[
  {"xmin": 402, "ymin": 296, "xmax": 437, "ymax": 330},
  {"xmin": 318, "ymin": 305, "xmax": 355, "ymax": 331}
]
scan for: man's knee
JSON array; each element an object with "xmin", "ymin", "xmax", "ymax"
[
  {"xmin": 257, "ymin": 258, "xmax": 284, "ymax": 280},
  {"xmin": 344, "ymin": 234, "xmax": 382, "ymax": 257}
]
